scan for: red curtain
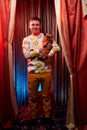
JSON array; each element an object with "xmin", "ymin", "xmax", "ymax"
[
  {"xmin": 0, "ymin": 0, "xmax": 16, "ymax": 126},
  {"xmin": 77, "ymin": 14, "xmax": 87, "ymax": 124},
  {"xmin": 54, "ymin": 0, "xmax": 87, "ymax": 129}
]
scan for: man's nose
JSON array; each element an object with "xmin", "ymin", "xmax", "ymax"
[{"xmin": 34, "ymin": 25, "xmax": 37, "ymax": 27}]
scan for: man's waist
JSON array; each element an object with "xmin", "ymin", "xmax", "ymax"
[{"xmin": 28, "ymin": 68, "xmax": 51, "ymax": 74}]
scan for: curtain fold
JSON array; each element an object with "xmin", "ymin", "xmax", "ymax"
[
  {"xmin": 0, "ymin": 0, "xmax": 18, "ymax": 126},
  {"xmin": 54, "ymin": 0, "xmax": 87, "ymax": 129},
  {"xmin": 8, "ymin": 0, "xmax": 18, "ymax": 117},
  {"xmin": 54, "ymin": 0, "xmax": 75, "ymax": 129}
]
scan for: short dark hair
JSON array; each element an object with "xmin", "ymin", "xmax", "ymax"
[{"xmin": 29, "ymin": 17, "xmax": 41, "ymax": 23}]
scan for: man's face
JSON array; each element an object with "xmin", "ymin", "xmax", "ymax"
[{"xmin": 29, "ymin": 20, "xmax": 41, "ymax": 35}]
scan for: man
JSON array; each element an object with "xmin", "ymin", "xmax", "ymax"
[{"xmin": 22, "ymin": 17, "xmax": 60, "ymax": 125}]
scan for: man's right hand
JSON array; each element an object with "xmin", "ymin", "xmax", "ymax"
[{"xmin": 30, "ymin": 51, "xmax": 37, "ymax": 58}]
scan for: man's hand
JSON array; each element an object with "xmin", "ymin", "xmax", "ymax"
[{"xmin": 30, "ymin": 51, "xmax": 37, "ymax": 58}]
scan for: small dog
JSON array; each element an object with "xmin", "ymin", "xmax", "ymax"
[{"xmin": 38, "ymin": 33, "xmax": 53, "ymax": 61}]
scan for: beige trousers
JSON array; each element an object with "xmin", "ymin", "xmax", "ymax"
[{"xmin": 28, "ymin": 72, "xmax": 52, "ymax": 119}]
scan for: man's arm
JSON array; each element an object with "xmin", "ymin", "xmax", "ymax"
[{"xmin": 48, "ymin": 41, "xmax": 60, "ymax": 56}]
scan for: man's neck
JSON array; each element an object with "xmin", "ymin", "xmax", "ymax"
[{"xmin": 32, "ymin": 32, "xmax": 41, "ymax": 36}]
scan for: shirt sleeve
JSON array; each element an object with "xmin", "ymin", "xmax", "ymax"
[{"xmin": 48, "ymin": 41, "xmax": 60, "ymax": 56}]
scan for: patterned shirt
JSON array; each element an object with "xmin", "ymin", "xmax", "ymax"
[{"xmin": 22, "ymin": 33, "xmax": 60, "ymax": 73}]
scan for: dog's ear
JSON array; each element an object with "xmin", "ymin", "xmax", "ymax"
[{"xmin": 45, "ymin": 33, "xmax": 54, "ymax": 43}]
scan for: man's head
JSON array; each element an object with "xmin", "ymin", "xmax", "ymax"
[{"xmin": 29, "ymin": 17, "xmax": 42, "ymax": 36}]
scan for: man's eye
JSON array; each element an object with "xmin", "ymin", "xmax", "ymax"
[{"xmin": 31, "ymin": 24, "xmax": 40, "ymax": 26}]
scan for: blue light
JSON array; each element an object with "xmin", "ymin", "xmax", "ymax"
[{"xmin": 38, "ymin": 83, "xmax": 42, "ymax": 92}]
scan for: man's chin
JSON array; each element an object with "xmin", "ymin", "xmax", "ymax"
[{"xmin": 32, "ymin": 32, "xmax": 40, "ymax": 36}]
